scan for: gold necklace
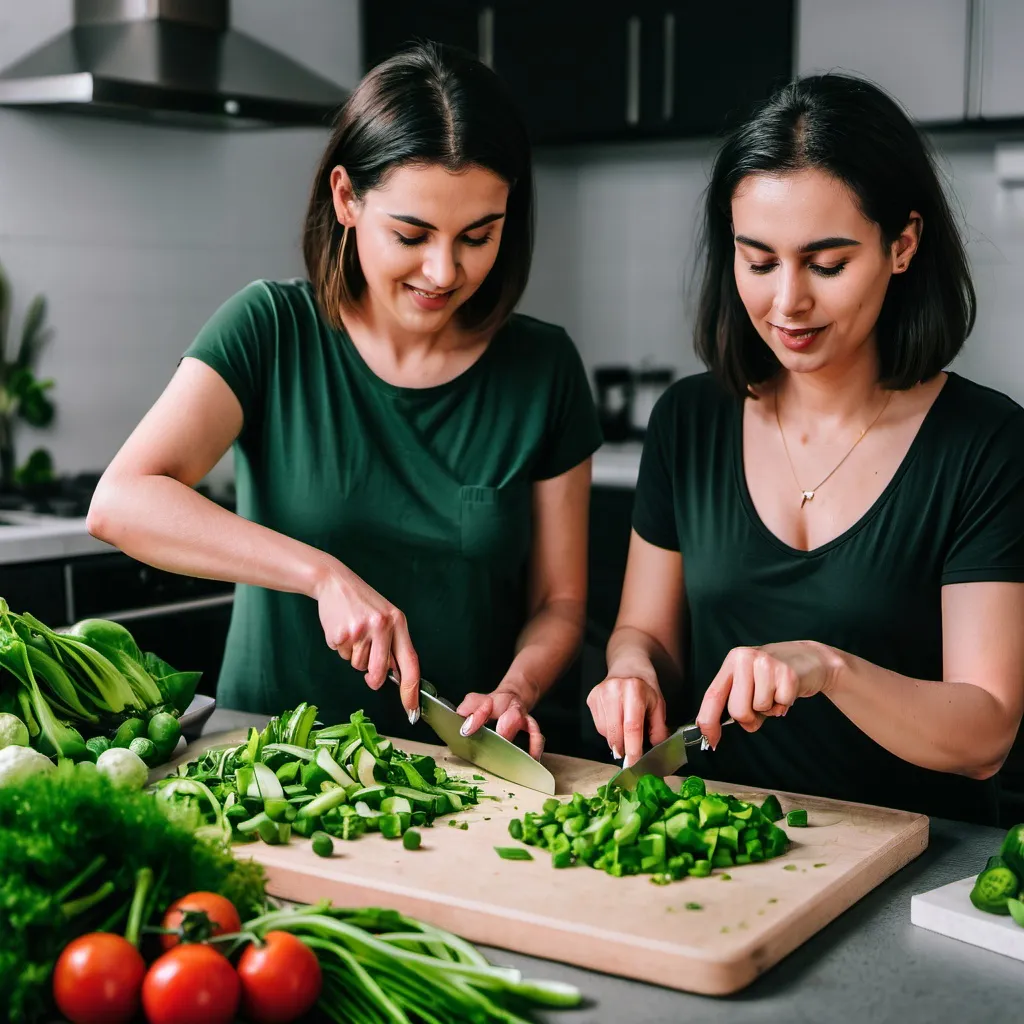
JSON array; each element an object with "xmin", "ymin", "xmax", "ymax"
[{"xmin": 775, "ymin": 388, "xmax": 894, "ymax": 509}]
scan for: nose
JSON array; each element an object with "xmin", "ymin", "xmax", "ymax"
[
  {"xmin": 421, "ymin": 242, "xmax": 458, "ymax": 290},
  {"xmin": 774, "ymin": 263, "xmax": 813, "ymax": 320}
]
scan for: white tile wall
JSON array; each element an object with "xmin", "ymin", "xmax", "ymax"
[
  {"xmin": 1, "ymin": 3, "xmax": 1023, "ymax": 493},
  {"xmin": 0, "ymin": 1, "xmax": 360, "ymax": 486}
]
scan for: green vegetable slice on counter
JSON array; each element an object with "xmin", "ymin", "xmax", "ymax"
[
  {"xmin": 786, "ymin": 809, "xmax": 808, "ymax": 827},
  {"xmin": 495, "ymin": 846, "xmax": 534, "ymax": 861},
  {"xmin": 501, "ymin": 775, "xmax": 790, "ymax": 880},
  {"xmin": 970, "ymin": 864, "xmax": 1019, "ymax": 915},
  {"xmin": 155, "ymin": 705, "xmax": 482, "ymax": 856}
]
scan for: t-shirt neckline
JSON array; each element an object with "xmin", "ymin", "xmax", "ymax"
[{"xmin": 732, "ymin": 371, "xmax": 957, "ymax": 558}]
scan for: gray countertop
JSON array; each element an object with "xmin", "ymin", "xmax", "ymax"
[{"xmin": 202, "ymin": 708, "xmax": 1016, "ymax": 1023}]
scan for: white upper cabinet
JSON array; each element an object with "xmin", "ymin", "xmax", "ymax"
[
  {"xmin": 975, "ymin": 0, "xmax": 1024, "ymax": 118},
  {"xmin": 796, "ymin": 0, "xmax": 970, "ymax": 124}
]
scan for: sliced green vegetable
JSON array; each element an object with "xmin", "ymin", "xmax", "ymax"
[
  {"xmin": 495, "ymin": 846, "xmax": 534, "ymax": 860},
  {"xmin": 786, "ymin": 809, "xmax": 808, "ymax": 827}
]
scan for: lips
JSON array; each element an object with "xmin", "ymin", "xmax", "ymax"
[
  {"xmin": 404, "ymin": 283, "xmax": 455, "ymax": 311},
  {"xmin": 769, "ymin": 322, "xmax": 828, "ymax": 352}
]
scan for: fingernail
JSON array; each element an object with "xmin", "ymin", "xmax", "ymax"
[
  {"xmin": 460, "ymin": 719, "xmax": 472, "ymax": 737},
  {"xmin": 611, "ymin": 746, "xmax": 622, "ymax": 761},
  {"xmin": 622, "ymin": 755, "xmax": 632, "ymax": 769},
  {"xmin": 408, "ymin": 707, "xmax": 420, "ymax": 725}
]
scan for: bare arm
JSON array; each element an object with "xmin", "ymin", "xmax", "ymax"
[
  {"xmin": 457, "ymin": 459, "xmax": 592, "ymax": 757},
  {"xmin": 826, "ymin": 581, "xmax": 1024, "ymax": 778},
  {"xmin": 697, "ymin": 581, "xmax": 1024, "ymax": 780},
  {"xmin": 87, "ymin": 356, "xmax": 422, "ymax": 710},
  {"xmin": 587, "ymin": 531, "xmax": 686, "ymax": 764}
]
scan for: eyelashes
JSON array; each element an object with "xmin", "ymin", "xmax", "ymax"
[
  {"xmin": 748, "ymin": 260, "xmax": 848, "ymax": 278},
  {"xmin": 394, "ymin": 232, "xmax": 493, "ymax": 249}
]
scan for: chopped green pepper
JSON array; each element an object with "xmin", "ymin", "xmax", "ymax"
[
  {"xmin": 970, "ymin": 865, "xmax": 1019, "ymax": 915},
  {"xmin": 786, "ymin": 809, "xmax": 808, "ymax": 827}
]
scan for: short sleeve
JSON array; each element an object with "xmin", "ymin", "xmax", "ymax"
[
  {"xmin": 632, "ymin": 389, "xmax": 680, "ymax": 551},
  {"xmin": 182, "ymin": 281, "xmax": 278, "ymax": 433},
  {"xmin": 532, "ymin": 329, "xmax": 603, "ymax": 480},
  {"xmin": 942, "ymin": 407, "xmax": 1024, "ymax": 585}
]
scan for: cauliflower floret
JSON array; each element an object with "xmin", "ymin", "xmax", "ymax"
[
  {"xmin": 95, "ymin": 746, "xmax": 149, "ymax": 790},
  {"xmin": 0, "ymin": 712, "xmax": 29, "ymax": 750},
  {"xmin": 0, "ymin": 744, "xmax": 55, "ymax": 786}
]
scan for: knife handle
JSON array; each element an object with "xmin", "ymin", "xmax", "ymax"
[{"xmin": 681, "ymin": 718, "xmax": 735, "ymax": 748}]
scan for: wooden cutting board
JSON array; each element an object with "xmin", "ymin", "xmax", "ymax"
[
  {"xmin": 911, "ymin": 877, "xmax": 1024, "ymax": 961},
  {"xmin": 171, "ymin": 730, "xmax": 928, "ymax": 995}
]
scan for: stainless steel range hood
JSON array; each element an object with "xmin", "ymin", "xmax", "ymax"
[{"xmin": 0, "ymin": 0, "xmax": 349, "ymax": 128}]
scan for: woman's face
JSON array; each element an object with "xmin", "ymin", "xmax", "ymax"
[
  {"xmin": 332, "ymin": 162, "xmax": 509, "ymax": 335},
  {"xmin": 731, "ymin": 168, "xmax": 920, "ymax": 376}
]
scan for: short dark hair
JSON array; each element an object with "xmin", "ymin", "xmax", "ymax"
[
  {"xmin": 694, "ymin": 73, "xmax": 976, "ymax": 396},
  {"xmin": 303, "ymin": 41, "xmax": 534, "ymax": 336}
]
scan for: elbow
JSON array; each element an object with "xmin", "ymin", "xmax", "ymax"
[
  {"xmin": 959, "ymin": 737, "xmax": 1015, "ymax": 781},
  {"xmin": 85, "ymin": 479, "xmax": 123, "ymax": 544}
]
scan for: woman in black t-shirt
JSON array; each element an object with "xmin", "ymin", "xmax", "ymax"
[{"xmin": 587, "ymin": 74, "xmax": 1024, "ymax": 823}]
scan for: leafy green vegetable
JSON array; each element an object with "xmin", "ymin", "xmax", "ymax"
[
  {"xmin": 156, "ymin": 706, "xmax": 481, "ymax": 855},
  {"xmin": 0, "ymin": 761, "xmax": 265, "ymax": 1023},
  {"xmin": 240, "ymin": 902, "xmax": 581, "ymax": 1023},
  {"xmin": 504, "ymin": 775, "xmax": 790, "ymax": 879}
]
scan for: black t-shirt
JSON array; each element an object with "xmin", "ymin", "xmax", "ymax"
[{"xmin": 633, "ymin": 371, "xmax": 1024, "ymax": 824}]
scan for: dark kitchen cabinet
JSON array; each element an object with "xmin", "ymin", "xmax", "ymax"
[
  {"xmin": 362, "ymin": 1, "xmax": 481, "ymax": 75},
  {"xmin": 359, "ymin": 1, "xmax": 795, "ymax": 145},
  {"xmin": 655, "ymin": 1, "xmax": 794, "ymax": 138}
]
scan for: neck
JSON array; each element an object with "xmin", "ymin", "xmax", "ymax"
[
  {"xmin": 347, "ymin": 297, "xmax": 460, "ymax": 364},
  {"xmin": 773, "ymin": 339, "xmax": 885, "ymax": 432}
]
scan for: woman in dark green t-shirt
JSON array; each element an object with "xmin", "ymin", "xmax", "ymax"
[
  {"xmin": 88, "ymin": 43, "xmax": 601, "ymax": 752},
  {"xmin": 588, "ymin": 74, "xmax": 1024, "ymax": 823}
]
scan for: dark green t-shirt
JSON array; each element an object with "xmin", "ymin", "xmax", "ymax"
[
  {"xmin": 185, "ymin": 280, "xmax": 602, "ymax": 740},
  {"xmin": 633, "ymin": 371, "xmax": 1024, "ymax": 824}
]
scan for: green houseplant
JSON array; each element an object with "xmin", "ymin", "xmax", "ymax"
[{"xmin": 0, "ymin": 261, "xmax": 55, "ymax": 493}]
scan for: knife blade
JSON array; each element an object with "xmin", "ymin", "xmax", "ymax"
[
  {"xmin": 606, "ymin": 718, "xmax": 735, "ymax": 791},
  {"xmin": 388, "ymin": 671, "xmax": 556, "ymax": 795}
]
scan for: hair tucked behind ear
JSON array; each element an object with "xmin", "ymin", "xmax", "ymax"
[{"xmin": 694, "ymin": 73, "xmax": 976, "ymax": 397}]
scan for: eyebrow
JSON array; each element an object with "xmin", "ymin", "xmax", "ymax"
[
  {"xmin": 734, "ymin": 234, "xmax": 862, "ymax": 254},
  {"xmin": 388, "ymin": 212, "xmax": 505, "ymax": 233}
]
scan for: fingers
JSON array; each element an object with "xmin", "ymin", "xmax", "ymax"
[
  {"xmin": 696, "ymin": 657, "xmax": 733, "ymax": 750},
  {"xmin": 588, "ymin": 680, "xmax": 624, "ymax": 761},
  {"xmin": 648, "ymin": 692, "xmax": 670, "ymax": 746},
  {"xmin": 523, "ymin": 714, "xmax": 545, "ymax": 760},
  {"xmin": 390, "ymin": 612, "xmax": 420, "ymax": 718},
  {"xmin": 622, "ymin": 680, "xmax": 650, "ymax": 768},
  {"xmin": 458, "ymin": 694, "xmax": 494, "ymax": 737},
  {"xmin": 364, "ymin": 632, "xmax": 391, "ymax": 691},
  {"xmin": 351, "ymin": 635, "xmax": 372, "ymax": 674}
]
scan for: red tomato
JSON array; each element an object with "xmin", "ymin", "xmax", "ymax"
[
  {"xmin": 141, "ymin": 943, "xmax": 240, "ymax": 1024},
  {"xmin": 52, "ymin": 932, "xmax": 146, "ymax": 1024},
  {"xmin": 237, "ymin": 931, "xmax": 322, "ymax": 1024},
  {"xmin": 160, "ymin": 891, "xmax": 242, "ymax": 951}
]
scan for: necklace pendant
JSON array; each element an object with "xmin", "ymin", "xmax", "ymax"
[{"xmin": 801, "ymin": 490, "xmax": 815, "ymax": 508}]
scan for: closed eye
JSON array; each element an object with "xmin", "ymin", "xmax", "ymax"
[
  {"xmin": 747, "ymin": 261, "xmax": 847, "ymax": 278},
  {"xmin": 394, "ymin": 231, "xmax": 494, "ymax": 248}
]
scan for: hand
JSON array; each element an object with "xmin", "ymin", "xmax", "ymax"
[
  {"xmin": 313, "ymin": 561, "xmax": 421, "ymax": 719},
  {"xmin": 587, "ymin": 670, "xmax": 670, "ymax": 768},
  {"xmin": 457, "ymin": 687, "xmax": 545, "ymax": 760},
  {"xmin": 696, "ymin": 641, "xmax": 837, "ymax": 749}
]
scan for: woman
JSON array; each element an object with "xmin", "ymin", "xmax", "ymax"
[
  {"xmin": 588, "ymin": 74, "xmax": 1024, "ymax": 824},
  {"xmin": 87, "ymin": 43, "xmax": 602, "ymax": 755}
]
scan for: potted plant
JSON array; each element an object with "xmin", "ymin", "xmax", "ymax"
[{"xmin": 0, "ymin": 261, "xmax": 55, "ymax": 494}]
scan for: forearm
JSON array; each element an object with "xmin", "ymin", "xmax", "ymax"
[
  {"xmin": 87, "ymin": 473, "xmax": 336, "ymax": 600},
  {"xmin": 499, "ymin": 598, "xmax": 586, "ymax": 708},
  {"xmin": 824, "ymin": 645, "xmax": 1017, "ymax": 780},
  {"xmin": 605, "ymin": 625, "xmax": 679, "ymax": 691}
]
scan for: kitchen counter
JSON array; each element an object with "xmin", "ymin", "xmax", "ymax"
[
  {"xmin": 203, "ymin": 708, "xmax": 1017, "ymax": 1023},
  {"xmin": 591, "ymin": 441, "xmax": 643, "ymax": 488},
  {"xmin": 0, "ymin": 511, "xmax": 111, "ymax": 565}
]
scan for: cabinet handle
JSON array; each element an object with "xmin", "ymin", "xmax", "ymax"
[
  {"xmin": 478, "ymin": 6, "xmax": 495, "ymax": 69},
  {"xmin": 626, "ymin": 14, "xmax": 641, "ymax": 125},
  {"xmin": 965, "ymin": 0, "xmax": 985, "ymax": 118},
  {"xmin": 662, "ymin": 11, "xmax": 676, "ymax": 121}
]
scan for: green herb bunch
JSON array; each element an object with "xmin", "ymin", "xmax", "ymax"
[{"xmin": 0, "ymin": 761, "xmax": 267, "ymax": 1023}]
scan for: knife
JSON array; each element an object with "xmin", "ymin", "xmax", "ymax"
[
  {"xmin": 606, "ymin": 718, "xmax": 735, "ymax": 791},
  {"xmin": 388, "ymin": 670, "xmax": 556, "ymax": 795}
]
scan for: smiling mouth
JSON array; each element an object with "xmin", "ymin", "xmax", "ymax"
[
  {"xmin": 769, "ymin": 323, "xmax": 828, "ymax": 339},
  {"xmin": 405, "ymin": 285, "xmax": 455, "ymax": 299}
]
